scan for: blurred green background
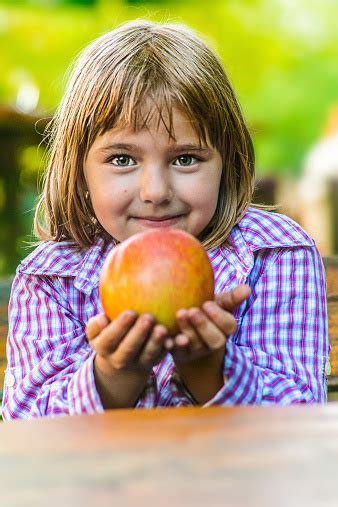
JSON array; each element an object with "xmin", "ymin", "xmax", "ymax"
[{"xmin": 1, "ymin": 0, "xmax": 338, "ymax": 276}]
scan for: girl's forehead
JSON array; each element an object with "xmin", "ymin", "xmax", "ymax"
[
  {"xmin": 101, "ymin": 107, "xmax": 206, "ymax": 143},
  {"xmin": 99, "ymin": 124, "xmax": 206, "ymax": 150}
]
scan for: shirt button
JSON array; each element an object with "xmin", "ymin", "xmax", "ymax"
[
  {"xmin": 325, "ymin": 360, "xmax": 331, "ymax": 376},
  {"xmin": 6, "ymin": 372, "xmax": 15, "ymax": 388}
]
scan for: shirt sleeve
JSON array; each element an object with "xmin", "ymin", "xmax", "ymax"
[
  {"xmin": 203, "ymin": 245, "xmax": 330, "ymax": 406},
  {"xmin": 2, "ymin": 272, "xmax": 104, "ymax": 420}
]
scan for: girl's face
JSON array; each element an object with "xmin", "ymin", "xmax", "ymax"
[{"xmin": 83, "ymin": 108, "xmax": 223, "ymax": 243}]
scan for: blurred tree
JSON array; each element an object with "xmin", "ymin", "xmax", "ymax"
[
  {"xmin": 0, "ymin": 107, "xmax": 48, "ymax": 274},
  {"xmin": 0, "ymin": 0, "xmax": 338, "ymax": 274},
  {"xmin": 125, "ymin": 0, "xmax": 178, "ymax": 3},
  {"xmin": 59, "ymin": 0, "xmax": 96, "ymax": 4},
  {"xmin": 0, "ymin": 0, "xmax": 96, "ymax": 5},
  {"xmin": 1, "ymin": 0, "xmax": 337, "ymax": 174}
]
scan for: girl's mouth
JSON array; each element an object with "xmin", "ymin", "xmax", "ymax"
[{"xmin": 132, "ymin": 215, "xmax": 183, "ymax": 228}]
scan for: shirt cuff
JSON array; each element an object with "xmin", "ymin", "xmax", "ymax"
[{"xmin": 203, "ymin": 340, "xmax": 264, "ymax": 406}]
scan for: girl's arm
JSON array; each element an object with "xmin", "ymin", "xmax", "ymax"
[
  {"xmin": 171, "ymin": 285, "xmax": 251, "ymax": 404},
  {"xmin": 174, "ymin": 244, "xmax": 329, "ymax": 406},
  {"xmin": 2, "ymin": 272, "xmax": 104, "ymax": 419},
  {"xmin": 86, "ymin": 312, "xmax": 169, "ymax": 409},
  {"xmin": 1, "ymin": 273, "xmax": 167, "ymax": 419}
]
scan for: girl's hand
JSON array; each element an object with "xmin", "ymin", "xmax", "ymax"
[
  {"xmin": 168, "ymin": 284, "xmax": 251, "ymax": 364},
  {"xmin": 86, "ymin": 311, "xmax": 170, "ymax": 376}
]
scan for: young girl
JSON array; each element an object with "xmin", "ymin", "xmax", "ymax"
[{"xmin": 2, "ymin": 20, "xmax": 329, "ymax": 419}]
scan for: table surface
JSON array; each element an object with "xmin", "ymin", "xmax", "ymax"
[{"xmin": 1, "ymin": 404, "xmax": 338, "ymax": 507}]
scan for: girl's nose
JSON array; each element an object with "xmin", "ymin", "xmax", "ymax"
[{"xmin": 139, "ymin": 166, "xmax": 173, "ymax": 204}]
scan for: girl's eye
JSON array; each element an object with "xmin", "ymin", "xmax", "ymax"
[
  {"xmin": 110, "ymin": 155, "xmax": 135, "ymax": 167},
  {"xmin": 173, "ymin": 155, "xmax": 198, "ymax": 167}
]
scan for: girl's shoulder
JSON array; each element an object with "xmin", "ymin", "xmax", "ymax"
[
  {"xmin": 17, "ymin": 238, "xmax": 111, "ymax": 280},
  {"xmin": 209, "ymin": 208, "xmax": 317, "ymax": 290},
  {"xmin": 236, "ymin": 207, "xmax": 315, "ymax": 251},
  {"xmin": 17, "ymin": 240, "xmax": 86, "ymax": 277}
]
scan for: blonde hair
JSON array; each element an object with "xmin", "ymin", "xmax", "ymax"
[{"xmin": 34, "ymin": 19, "xmax": 256, "ymax": 250}]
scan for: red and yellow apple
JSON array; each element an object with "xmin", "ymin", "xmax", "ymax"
[{"xmin": 99, "ymin": 228, "xmax": 215, "ymax": 335}]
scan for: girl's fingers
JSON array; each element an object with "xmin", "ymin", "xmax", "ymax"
[
  {"xmin": 215, "ymin": 284, "xmax": 251, "ymax": 312},
  {"xmin": 176, "ymin": 309, "xmax": 198, "ymax": 343},
  {"xmin": 112, "ymin": 314, "xmax": 155, "ymax": 368},
  {"xmin": 164, "ymin": 338, "xmax": 175, "ymax": 350},
  {"xmin": 201, "ymin": 301, "xmax": 238, "ymax": 336},
  {"xmin": 138, "ymin": 324, "xmax": 168, "ymax": 367},
  {"xmin": 176, "ymin": 309, "xmax": 208, "ymax": 354},
  {"xmin": 169, "ymin": 334, "xmax": 191, "ymax": 363},
  {"xmin": 188, "ymin": 307, "xmax": 226, "ymax": 350},
  {"xmin": 175, "ymin": 334, "xmax": 189, "ymax": 347},
  {"xmin": 86, "ymin": 313, "xmax": 110, "ymax": 341},
  {"xmin": 88, "ymin": 310, "xmax": 138, "ymax": 356}
]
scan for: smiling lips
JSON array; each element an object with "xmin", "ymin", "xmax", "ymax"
[{"xmin": 132, "ymin": 215, "xmax": 183, "ymax": 227}]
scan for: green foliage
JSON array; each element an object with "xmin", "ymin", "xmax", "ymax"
[{"xmin": 1, "ymin": 0, "xmax": 338, "ymax": 173}]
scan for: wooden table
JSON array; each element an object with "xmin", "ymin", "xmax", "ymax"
[{"xmin": 1, "ymin": 405, "xmax": 338, "ymax": 506}]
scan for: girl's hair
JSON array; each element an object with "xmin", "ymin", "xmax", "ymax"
[{"xmin": 34, "ymin": 19, "xmax": 256, "ymax": 250}]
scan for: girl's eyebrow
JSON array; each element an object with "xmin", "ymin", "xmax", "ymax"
[
  {"xmin": 169, "ymin": 144, "xmax": 212, "ymax": 154},
  {"xmin": 98, "ymin": 142, "xmax": 212, "ymax": 154}
]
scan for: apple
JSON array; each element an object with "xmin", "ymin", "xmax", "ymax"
[{"xmin": 99, "ymin": 228, "xmax": 215, "ymax": 335}]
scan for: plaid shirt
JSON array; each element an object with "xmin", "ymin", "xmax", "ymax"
[{"xmin": 2, "ymin": 208, "xmax": 329, "ymax": 420}]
